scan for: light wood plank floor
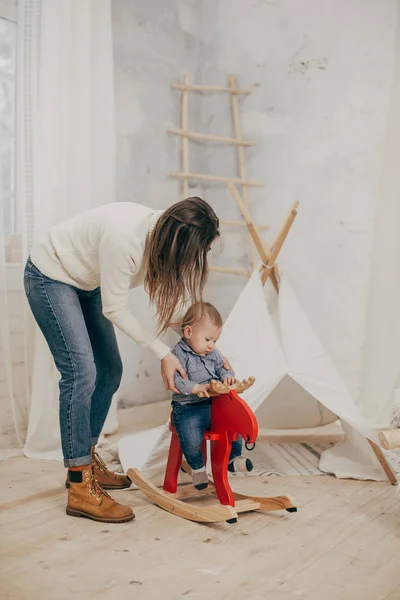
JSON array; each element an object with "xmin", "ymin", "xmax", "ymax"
[
  {"xmin": 1, "ymin": 403, "xmax": 400, "ymax": 600},
  {"xmin": 1, "ymin": 452, "xmax": 400, "ymax": 600}
]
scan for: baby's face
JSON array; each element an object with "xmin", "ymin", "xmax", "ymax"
[{"xmin": 184, "ymin": 318, "xmax": 222, "ymax": 356}]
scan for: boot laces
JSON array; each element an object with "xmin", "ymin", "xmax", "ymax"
[
  {"xmin": 92, "ymin": 449, "xmax": 108, "ymax": 475},
  {"xmin": 84, "ymin": 468, "xmax": 112, "ymax": 501}
]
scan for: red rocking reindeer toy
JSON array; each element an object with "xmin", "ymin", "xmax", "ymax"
[{"xmin": 128, "ymin": 378, "xmax": 297, "ymax": 523}]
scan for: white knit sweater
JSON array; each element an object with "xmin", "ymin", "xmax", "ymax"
[{"xmin": 30, "ymin": 202, "xmax": 171, "ymax": 359}]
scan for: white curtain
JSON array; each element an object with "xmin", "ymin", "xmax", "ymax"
[
  {"xmin": 319, "ymin": 10, "xmax": 400, "ymax": 477},
  {"xmin": 358, "ymin": 11, "xmax": 400, "ymax": 427},
  {"xmin": 0, "ymin": 0, "xmax": 116, "ymax": 457},
  {"xmin": 0, "ymin": 8, "xmax": 26, "ymax": 454}
]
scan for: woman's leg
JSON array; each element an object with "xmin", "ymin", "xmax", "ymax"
[
  {"xmin": 79, "ymin": 288, "xmax": 123, "ymax": 445},
  {"xmin": 172, "ymin": 401, "xmax": 211, "ymax": 470},
  {"xmin": 77, "ymin": 289, "xmax": 131, "ymax": 489},
  {"xmin": 25, "ymin": 261, "xmax": 96, "ymax": 467}
]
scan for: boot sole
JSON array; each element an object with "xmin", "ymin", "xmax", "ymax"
[
  {"xmin": 66, "ymin": 507, "xmax": 135, "ymax": 523},
  {"xmin": 65, "ymin": 481, "xmax": 132, "ymax": 490}
]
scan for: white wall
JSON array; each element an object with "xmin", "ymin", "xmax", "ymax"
[{"xmin": 112, "ymin": 0, "xmax": 398, "ymax": 406}]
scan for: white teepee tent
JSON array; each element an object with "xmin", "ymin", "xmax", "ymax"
[{"xmin": 118, "ymin": 268, "xmax": 397, "ymax": 485}]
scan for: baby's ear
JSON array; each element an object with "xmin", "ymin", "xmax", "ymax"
[{"xmin": 183, "ymin": 325, "xmax": 192, "ymax": 339}]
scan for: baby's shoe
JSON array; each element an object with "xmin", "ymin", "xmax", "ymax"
[
  {"xmin": 192, "ymin": 467, "xmax": 208, "ymax": 490},
  {"xmin": 228, "ymin": 456, "xmax": 253, "ymax": 473}
]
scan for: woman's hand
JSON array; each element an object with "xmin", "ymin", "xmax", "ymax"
[
  {"xmin": 219, "ymin": 352, "xmax": 235, "ymax": 377},
  {"xmin": 161, "ymin": 353, "xmax": 187, "ymax": 393}
]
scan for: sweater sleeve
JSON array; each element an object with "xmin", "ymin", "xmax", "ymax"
[{"xmin": 98, "ymin": 236, "xmax": 170, "ymax": 360}]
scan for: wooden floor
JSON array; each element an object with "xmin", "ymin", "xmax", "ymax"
[{"xmin": 1, "ymin": 451, "xmax": 400, "ymax": 600}]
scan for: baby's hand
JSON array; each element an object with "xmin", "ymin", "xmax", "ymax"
[
  {"xmin": 222, "ymin": 377, "xmax": 236, "ymax": 386},
  {"xmin": 193, "ymin": 383, "xmax": 211, "ymax": 397}
]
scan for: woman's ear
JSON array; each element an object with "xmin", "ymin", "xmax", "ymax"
[{"xmin": 183, "ymin": 325, "xmax": 192, "ymax": 340}]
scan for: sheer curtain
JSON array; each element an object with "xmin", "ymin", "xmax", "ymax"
[
  {"xmin": 320, "ymin": 8, "xmax": 400, "ymax": 478},
  {"xmin": 0, "ymin": 0, "xmax": 116, "ymax": 458},
  {"xmin": 358, "ymin": 9, "xmax": 400, "ymax": 428},
  {"xmin": 0, "ymin": 3, "xmax": 23, "ymax": 454}
]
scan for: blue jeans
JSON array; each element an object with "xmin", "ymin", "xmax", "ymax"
[
  {"xmin": 172, "ymin": 400, "xmax": 242, "ymax": 470},
  {"xmin": 24, "ymin": 259, "xmax": 123, "ymax": 467}
]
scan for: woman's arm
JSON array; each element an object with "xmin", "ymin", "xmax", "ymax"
[
  {"xmin": 99, "ymin": 237, "xmax": 188, "ymax": 390},
  {"xmin": 99, "ymin": 237, "xmax": 170, "ymax": 358}
]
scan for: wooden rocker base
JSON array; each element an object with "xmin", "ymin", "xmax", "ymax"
[
  {"xmin": 128, "ymin": 468, "xmax": 236, "ymax": 523},
  {"xmin": 127, "ymin": 467, "xmax": 296, "ymax": 524}
]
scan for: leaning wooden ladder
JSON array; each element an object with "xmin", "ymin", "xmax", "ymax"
[{"xmin": 168, "ymin": 74, "xmax": 269, "ymax": 277}]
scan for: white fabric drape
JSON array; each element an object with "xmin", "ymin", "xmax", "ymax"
[
  {"xmin": 358, "ymin": 12, "xmax": 400, "ymax": 427},
  {"xmin": 318, "ymin": 10, "xmax": 400, "ymax": 477},
  {"xmin": 0, "ymin": 12, "xmax": 27, "ymax": 454},
  {"xmin": 11, "ymin": 0, "xmax": 116, "ymax": 459}
]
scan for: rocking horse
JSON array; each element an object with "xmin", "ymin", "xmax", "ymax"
[{"xmin": 128, "ymin": 378, "xmax": 297, "ymax": 523}]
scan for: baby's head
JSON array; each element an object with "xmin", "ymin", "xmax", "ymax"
[{"xmin": 181, "ymin": 302, "xmax": 223, "ymax": 356}]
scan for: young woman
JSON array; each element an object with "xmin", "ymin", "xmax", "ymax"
[{"xmin": 24, "ymin": 197, "xmax": 227, "ymax": 523}]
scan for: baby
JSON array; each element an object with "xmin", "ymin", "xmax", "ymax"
[{"xmin": 172, "ymin": 302, "xmax": 253, "ymax": 490}]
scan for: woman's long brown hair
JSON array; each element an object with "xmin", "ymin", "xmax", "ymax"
[{"xmin": 144, "ymin": 197, "xmax": 220, "ymax": 334}]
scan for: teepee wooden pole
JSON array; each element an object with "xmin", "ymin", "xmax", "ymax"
[
  {"xmin": 228, "ymin": 183, "xmax": 270, "ymax": 262},
  {"xmin": 260, "ymin": 200, "xmax": 299, "ymax": 284},
  {"xmin": 228, "ymin": 183, "xmax": 284, "ymax": 292},
  {"xmin": 367, "ymin": 440, "xmax": 397, "ymax": 485},
  {"xmin": 273, "ymin": 263, "xmax": 281, "ymax": 285}
]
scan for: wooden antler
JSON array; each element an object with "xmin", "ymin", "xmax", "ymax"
[
  {"xmin": 234, "ymin": 377, "xmax": 255, "ymax": 394},
  {"xmin": 198, "ymin": 377, "xmax": 255, "ymax": 398}
]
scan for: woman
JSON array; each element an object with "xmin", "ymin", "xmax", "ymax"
[{"xmin": 24, "ymin": 197, "xmax": 227, "ymax": 523}]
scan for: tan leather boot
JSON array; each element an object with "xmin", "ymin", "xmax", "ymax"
[
  {"xmin": 65, "ymin": 447, "xmax": 131, "ymax": 490},
  {"xmin": 91, "ymin": 447, "xmax": 132, "ymax": 490},
  {"xmin": 66, "ymin": 466, "xmax": 134, "ymax": 523}
]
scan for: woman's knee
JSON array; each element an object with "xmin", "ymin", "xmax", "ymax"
[
  {"xmin": 98, "ymin": 355, "xmax": 123, "ymax": 393},
  {"xmin": 110, "ymin": 357, "xmax": 123, "ymax": 392},
  {"xmin": 59, "ymin": 356, "xmax": 97, "ymax": 401}
]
